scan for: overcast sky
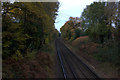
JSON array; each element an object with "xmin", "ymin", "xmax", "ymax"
[{"xmin": 55, "ymin": 0, "xmax": 95, "ymax": 32}]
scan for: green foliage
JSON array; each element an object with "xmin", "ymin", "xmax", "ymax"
[
  {"xmin": 12, "ymin": 50, "xmax": 24, "ymax": 61},
  {"xmin": 60, "ymin": 17, "xmax": 86, "ymax": 41},
  {"xmin": 2, "ymin": 2, "xmax": 59, "ymax": 59},
  {"xmin": 81, "ymin": 2, "xmax": 107, "ymax": 43},
  {"xmin": 60, "ymin": 2, "xmax": 120, "ymax": 66},
  {"xmin": 93, "ymin": 42, "xmax": 119, "ymax": 65},
  {"xmin": 74, "ymin": 28, "xmax": 81, "ymax": 39},
  {"xmin": 81, "ymin": 2, "xmax": 120, "ymax": 44},
  {"xmin": 81, "ymin": 2, "xmax": 120, "ymax": 66}
]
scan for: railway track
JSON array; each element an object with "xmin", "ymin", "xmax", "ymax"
[{"xmin": 55, "ymin": 38, "xmax": 102, "ymax": 79}]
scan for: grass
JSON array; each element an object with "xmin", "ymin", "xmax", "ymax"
[
  {"xmin": 72, "ymin": 36, "xmax": 119, "ymax": 66},
  {"xmin": 72, "ymin": 36, "xmax": 89, "ymax": 47},
  {"xmin": 92, "ymin": 42, "xmax": 119, "ymax": 66},
  {"xmin": 70, "ymin": 36, "xmax": 120, "ymax": 78}
]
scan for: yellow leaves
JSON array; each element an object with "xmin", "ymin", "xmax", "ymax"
[
  {"xmin": 12, "ymin": 50, "xmax": 23, "ymax": 61},
  {"xmin": 45, "ymin": 37, "xmax": 49, "ymax": 45},
  {"xmin": 9, "ymin": 9, "xmax": 15, "ymax": 13},
  {"xmin": 24, "ymin": 34, "xmax": 31, "ymax": 39},
  {"xmin": 3, "ymin": 2, "xmax": 59, "ymax": 59},
  {"xmin": 9, "ymin": 8, "xmax": 23, "ymax": 15},
  {"xmin": 71, "ymin": 29, "xmax": 75, "ymax": 32},
  {"xmin": 3, "ymin": 41, "xmax": 12, "ymax": 48}
]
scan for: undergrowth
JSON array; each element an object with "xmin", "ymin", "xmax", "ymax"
[{"xmin": 93, "ymin": 41, "xmax": 119, "ymax": 66}]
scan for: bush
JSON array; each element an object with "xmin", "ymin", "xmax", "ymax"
[{"xmin": 93, "ymin": 42, "xmax": 119, "ymax": 66}]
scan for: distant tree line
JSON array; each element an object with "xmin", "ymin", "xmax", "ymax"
[
  {"xmin": 60, "ymin": 2, "xmax": 120, "ymax": 65},
  {"xmin": 81, "ymin": 2, "xmax": 120, "ymax": 44},
  {"xmin": 2, "ymin": 2, "xmax": 59, "ymax": 59},
  {"xmin": 61, "ymin": 2, "xmax": 120, "ymax": 44},
  {"xmin": 60, "ymin": 17, "xmax": 87, "ymax": 41}
]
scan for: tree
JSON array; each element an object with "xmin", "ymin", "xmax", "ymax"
[
  {"xmin": 2, "ymin": 2, "xmax": 59, "ymax": 59},
  {"xmin": 60, "ymin": 17, "xmax": 85, "ymax": 41},
  {"xmin": 81, "ymin": 2, "xmax": 109, "ymax": 43}
]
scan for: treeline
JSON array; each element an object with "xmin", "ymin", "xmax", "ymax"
[
  {"xmin": 61, "ymin": 2, "xmax": 120, "ymax": 44},
  {"xmin": 81, "ymin": 2, "xmax": 120, "ymax": 44},
  {"xmin": 81, "ymin": 2, "xmax": 120, "ymax": 65},
  {"xmin": 60, "ymin": 17, "xmax": 87, "ymax": 41},
  {"xmin": 2, "ymin": 2, "xmax": 59, "ymax": 59},
  {"xmin": 60, "ymin": 2, "xmax": 120, "ymax": 65}
]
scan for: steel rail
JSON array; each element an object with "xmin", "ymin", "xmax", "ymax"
[
  {"xmin": 61, "ymin": 44, "xmax": 89, "ymax": 79},
  {"xmin": 55, "ymin": 38, "xmax": 102, "ymax": 79},
  {"xmin": 59, "ymin": 42, "xmax": 78, "ymax": 79},
  {"xmin": 62, "ymin": 43, "xmax": 96, "ymax": 79},
  {"xmin": 62, "ymin": 41, "xmax": 101, "ymax": 80},
  {"xmin": 55, "ymin": 40, "xmax": 68, "ymax": 80}
]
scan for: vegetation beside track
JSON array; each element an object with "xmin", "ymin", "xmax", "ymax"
[
  {"xmin": 60, "ymin": 2, "xmax": 120, "ymax": 78},
  {"xmin": 2, "ymin": 2, "xmax": 59, "ymax": 78},
  {"xmin": 66, "ymin": 36, "xmax": 120, "ymax": 78}
]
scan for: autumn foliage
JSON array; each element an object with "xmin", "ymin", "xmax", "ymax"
[{"xmin": 2, "ymin": 2, "xmax": 59, "ymax": 59}]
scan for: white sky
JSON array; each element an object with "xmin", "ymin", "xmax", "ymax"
[{"xmin": 55, "ymin": 0, "xmax": 95, "ymax": 32}]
